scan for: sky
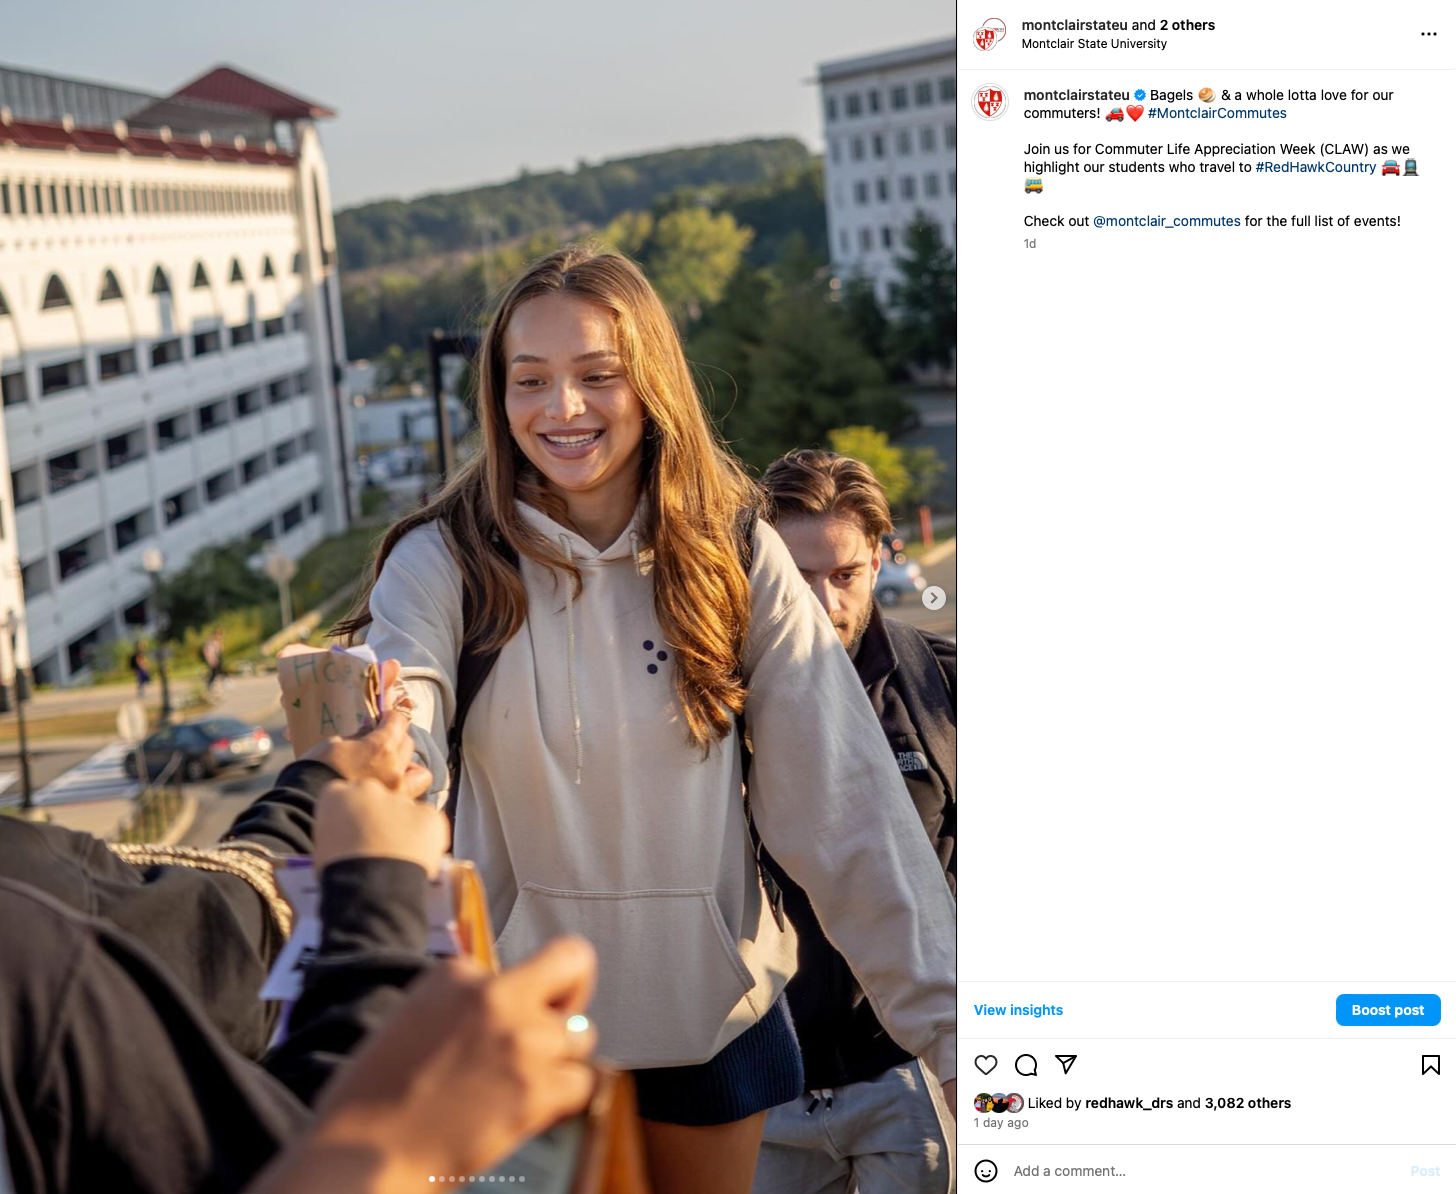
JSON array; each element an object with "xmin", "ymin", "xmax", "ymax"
[{"xmin": 2, "ymin": 0, "xmax": 955, "ymax": 210}]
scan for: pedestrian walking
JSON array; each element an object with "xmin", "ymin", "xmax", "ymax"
[
  {"xmin": 201, "ymin": 628, "xmax": 226, "ymax": 693},
  {"xmin": 129, "ymin": 641, "xmax": 151, "ymax": 699},
  {"xmin": 340, "ymin": 247, "xmax": 955, "ymax": 1194}
]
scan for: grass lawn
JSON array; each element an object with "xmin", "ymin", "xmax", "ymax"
[{"xmin": 904, "ymin": 522, "xmax": 955, "ymax": 560}]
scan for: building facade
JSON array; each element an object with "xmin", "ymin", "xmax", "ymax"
[
  {"xmin": 817, "ymin": 37, "xmax": 956, "ymax": 303},
  {"xmin": 0, "ymin": 64, "xmax": 354, "ymax": 684}
]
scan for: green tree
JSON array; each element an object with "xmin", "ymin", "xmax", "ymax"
[
  {"xmin": 890, "ymin": 214, "xmax": 956, "ymax": 374},
  {"xmin": 839, "ymin": 275, "xmax": 901, "ymax": 379},
  {"xmin": 902, "ymin": 445, "xmax": 946, "ymax": 508},
  {"xmin": 827, "ymin": 426, "xmax": 912, "ymax": 506},
  {"xmin": 155, "ymin": 542, "xmax": 272, "ymax": 642}
]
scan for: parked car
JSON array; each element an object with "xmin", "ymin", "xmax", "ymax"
[
  {"xmin": 124, "ymin": 717, "xmax": 273, "ymax": 782},
  {"xmin": 875, "ymin": 550, "xmax": 926, "ymax": 607},
  {"xmin": 1381, "ymin": 160, "xmax": 1400, "ymax": 176},
  {"xmin": 1106, "ymin": 107, "xmax": 1124, "ymax": 122}
]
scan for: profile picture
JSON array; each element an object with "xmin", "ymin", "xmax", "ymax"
[
  {"xmin": 974, "ymin": 1093, "xmax": 994, "ymax": 1113},
  {"xmin": 1007, "ymin": 1093, "xmax": 1024, "ymax": 1113},
  {"xmin": 990, "ymin": 1093, "xmax": 1011, "ymax": 1113}
]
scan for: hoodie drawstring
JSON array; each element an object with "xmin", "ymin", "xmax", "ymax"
[{"xmin": 559, "ymin": 535, "xmax": 583, "ymax": 786}]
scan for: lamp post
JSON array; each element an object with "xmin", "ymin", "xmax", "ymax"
[
  {"xmin": 142, "ymin": 549, "xmax": 173, "ymax": 723},
  {"xmin": 4, "ymin": 610, "xmax": 34, "ymax": 812}
]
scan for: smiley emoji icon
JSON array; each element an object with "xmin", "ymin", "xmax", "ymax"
[{"xmin": 975, "ymin": 1159, "xmax": 999, "ymax": 1183}]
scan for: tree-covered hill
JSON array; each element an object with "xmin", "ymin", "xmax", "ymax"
[{"xmin": 335, "ymin": 137, "xmax": 814, "ymax": 271}]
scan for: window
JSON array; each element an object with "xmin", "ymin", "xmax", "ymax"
[
  {"xmin": 155, "ymin": 415, "xmax": 190, "ymax": 449},
  {"xmin": 920, "ymin": 126, "xmax": 936, "ymax": 153},
  {"xmin": 192, "ymin": 329, "xmax": 221, "ymax": 357},
  {"xmin": 150, "ymin": 339, "xmax": 182, "ymax": 369},
  {"xmin": 825, "ymin": 96, "xmax": 838, "ymax": 122},
  {"xmin": 901, "ymin": 176, "xmax": 917, "ymax": 200},
  {"xmin": 204, "ymin": 469, "xmax": 237, "ymax": 502},
  {"xmin": 302, "ymin": 429, "xmax": 318, "ymax": 454},
  {"xmin": 867, "ymin": 89, "xmax": 881, "ymax": 114},
  {"xmin": 197, "ymin": 399, "xmax": 228, "ymax": 432},
  {"xmin": 876, "ymin": 178, "xmax": 890, "ymax": 202},
  {"xmin": 854, "ymin": 181, "xmax": 869, "ymax": 206},
  {"xmin": 845, "ymin": 92, "xmax": 862, "ymax": 118},
  {"xmin": 0, "ymin": 288, "xmax": 7, "ymax": 316},
  {"xmin": 896, "ymin": 129, "xmax": 912, "ymax": 156},
  {"xmin": 57, "ymin": 535, "xmax": 100, "ymax": 581},
  {"xmin": 273, "ymin": 439, "xmax": 297, "ymax": 466},
  {"xmin": 830, "ymin": 139, "xmax": 841, "ymax": 165},
  {"xmin": 945, "ymin": 123, "xmax": 956, "ymax": 150},
  {"xmin": 16, "ymin": 182, "xmax": 27, "ymax": 214},
  {"xmin": 262, "ymin": 316, "xmax": 285, "ymax": 339},
  {"xmin": 939, "ymin": 76, "xmax": 956, "ymax": 102},
  {"xmin": 98, "ymin": 269, "xmax": 123, "ymax": 302},
  {"xmin": 851, "ymin": 137, "xmax": 865, "ymax": 162},
  {"xmin": 294, "ymin": 370, "xmax": 310, "ymax": 394},
  {"xmin": 192, "ymin": 262, "xmax": 210, "ymax": 288},
  {"xmin": 105, "ymin": 430, "xmax": 143, "ymax": 469},
  {"xmin": 308, "ymin": 490, "xmax": 322, "ymax": 515},
  {"xmin": 33, "ymin": 184, "xmax": 43, "ymax": 214},
  {"xmin": 292, "ymin": 252, "xmax": 303, "ymax": 275},
  {"xmin": 261, "ymin": 255, "xmax": 276, "ymax": 279},
  {"xmin": 11, "ymin": 466, "xmax": 39, "ymax": 507},
  {"xmin": 914, "ymin": 80, "xmax": 933, "ymax": 106},
  {"xmin": 41, "ymin": 275, "xmax": 72, "ymax": 310},
  {"xmin": 872, "ymin": 133, "xmax": 885, "ymax": 159},
  {"xmin": 241, "ymin": 454, "xmax": 268, "ymax": 484},
  {"xmin": 248, "ymin": 519, "xmax": 274, "ymax": 544},
  {"xmin": 280, "ymin": 502, "xmax": 304, "ymax": 532},
  {"xmin": 268, "ymin": 377, "xmax": 292, "ymax": 404},
  {"xmin": 859, "ymin": 227, "xmax": 873, "ymax": 251},
  {"xmin": 162, "ymin": 488, "xmax": 196, "ymax": 526},
  {"xmin": 97, "ymin": 349, "xmax": 137, "ymax": 382},
  {"xmin": 230, "ymin": 321, "xmax": 256, "ymax": 347},
  {"xmin": 949, "ymin": 169, "xmax": 956, "ymax": 195},
  {"xmin": 48, "ymin": 183, "xmax": 58, "ymax": 214},
  {"xmin": 0, "ymin": 181, "xmax": 9, "ymax": 215},
  {"xmin": 290, "ymin": 309, "xmax": 305, "ymax": 332},
  {"xmin": 891, "ymin": 84, "xmax": 908, "ymax": 110},
  {"xmin": 150, "ymin": 267, "xmax": 171, "ymax": 295},
  {"xmin": 229, "ymin": 259, "xmax": 244, "ymax": 283},
  {"xmin": 2, "ymin": 371, "xmax": 26, "ymax": 406},
  {"xmin": 20, "ymin": 559, "xmax": 50, "ymax": 600},
  {"xmin": 47, "ymin": 450, "xmax": 91, "ymax": 493},
  {"xmin": 113, "ymin": 512, "xmax": 146, "ymax": 552},
  {"xmin": 881, "ymin": 226, "xmax": 893, "ymax": 248},
  {"xmin": 40, "ymin": 359, "xmax": 86, "ymax": 397},
  {"xmin": 924, "ymin": 172, "xmax": 941, "ymax": 198},
  {"xmin": 235, "ymin": 389, "xmax": 262, "ymax": 418}
]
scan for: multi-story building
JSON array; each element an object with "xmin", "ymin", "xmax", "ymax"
[
  {"xmin": 0, "ymin": 64, "xmax": 355, "ymax": 684},
  {"xmin": 817, "ymin": 37, "xmax": 956, "ymax": 303}
]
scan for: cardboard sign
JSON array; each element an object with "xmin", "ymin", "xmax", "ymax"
[{"xmin": 276, "ymin": 643, "xmax": 409, "ymax": 753}]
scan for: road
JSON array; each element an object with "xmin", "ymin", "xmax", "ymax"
[{"xmin": 884, "ymin": 545, "xmax": 957, "ymax": 639}]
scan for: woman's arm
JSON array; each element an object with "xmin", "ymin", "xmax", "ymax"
[
  {"xmin": 362, "ymin": 525, "xmax": 464, "ymax": 804},
  {"xmin": 741, "ymin": 524, "xmax": 958, "ymax": 1086}
]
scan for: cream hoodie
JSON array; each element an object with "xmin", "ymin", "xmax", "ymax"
[{"xmin": 366, "ymin": 501, "xmax": 956, "ymax": 1080}]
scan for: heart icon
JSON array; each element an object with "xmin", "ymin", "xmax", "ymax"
[
  {"xmin": 974, "ymin": 1054, "xmax": 998, "ymax": 1075},
  {"xmin": 1127, "ymin": 104, "xmax": 1145, "ymax": 121}
]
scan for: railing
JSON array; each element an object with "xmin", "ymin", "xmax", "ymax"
[{"xmin": 116, "ymin": 750, "xmax": 185, "ymax": 844}]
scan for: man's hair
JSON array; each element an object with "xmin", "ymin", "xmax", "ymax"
[{"xmin": 760, "ymin": 449, "xmax": 893, "ymax": 545}]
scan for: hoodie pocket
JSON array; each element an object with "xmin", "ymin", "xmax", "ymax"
[{"xmin": 495, "ymin": 882, "xmax": 757, "ymax": 1069}]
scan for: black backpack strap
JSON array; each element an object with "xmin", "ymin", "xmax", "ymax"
[
  {"xmin": 880, "ymin": 617, "xmax": 956, "ymax": 800},
  {"xmin": 443, "ymin": 541, "xmax": 516, "ymax": 826}
]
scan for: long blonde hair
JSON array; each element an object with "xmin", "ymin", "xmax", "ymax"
[{"xmin": 337, "ymin": 246, "xmax": 761, "ymax": 749}]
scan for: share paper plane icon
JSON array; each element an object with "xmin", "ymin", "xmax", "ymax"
[{"xmin": 1055, "ymin": 1054, "xmax": 1077, "ymax": 1075}]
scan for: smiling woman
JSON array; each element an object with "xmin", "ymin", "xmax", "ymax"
[{"xmin": 336, "ymin": 246, "xmax": 956, "ymax": 1194}]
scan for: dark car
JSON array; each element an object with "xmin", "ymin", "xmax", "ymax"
[{"xmin": 124, "ymin": 717, "xmax": 274, "ymax": 782}]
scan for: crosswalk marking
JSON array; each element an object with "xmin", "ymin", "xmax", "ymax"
[{"xmin": 0, "ymin": 744, "xmax": 140, "ymax": 808}]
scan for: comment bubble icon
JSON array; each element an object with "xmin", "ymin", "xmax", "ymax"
[{"xmin": 1015, "ymin": 1053, "xmax": 1038, "ymax": 1076}]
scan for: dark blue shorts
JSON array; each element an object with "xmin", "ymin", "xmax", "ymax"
[{"xmin": 632, "ymin": 996, "xmax": 803, "ymax": 1126}]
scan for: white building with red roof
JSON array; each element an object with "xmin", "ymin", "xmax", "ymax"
[{"xmin": 0, "ymin": 63, "xmax": 355, "ymax": 684}]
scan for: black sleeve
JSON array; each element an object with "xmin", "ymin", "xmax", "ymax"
[
  {"xmin": 923, "ymin": 630, "xmax": 957, "ymax": 710},
  {"xmin": 0, "ymin": 882, "xmax": 307, "ymax": 1194},
  {"xmin": 221, "ymin": 758, "xmax": 341, "ymax": 855},
  {"xmin": 261, "ymin": 857, "xmax": 433, "ymax": 1106}
]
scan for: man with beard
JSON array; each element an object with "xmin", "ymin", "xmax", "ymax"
[{"xmin": 754, "ymin": 450, "xmax": 956, "ymax": 1194}]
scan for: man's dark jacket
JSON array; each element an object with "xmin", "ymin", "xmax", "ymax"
[
  {"xmin": 764, "ymin": 604, "xmax": 956, "ymax": 1090},
  {"xmin": 0, "ymin": 760, "xmax": 434, "ymax": 1194}
]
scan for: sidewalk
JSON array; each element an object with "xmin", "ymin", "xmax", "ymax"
[{"xmin": 9, "ymin": 671, "xmax": 284, "ymax": 841}]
